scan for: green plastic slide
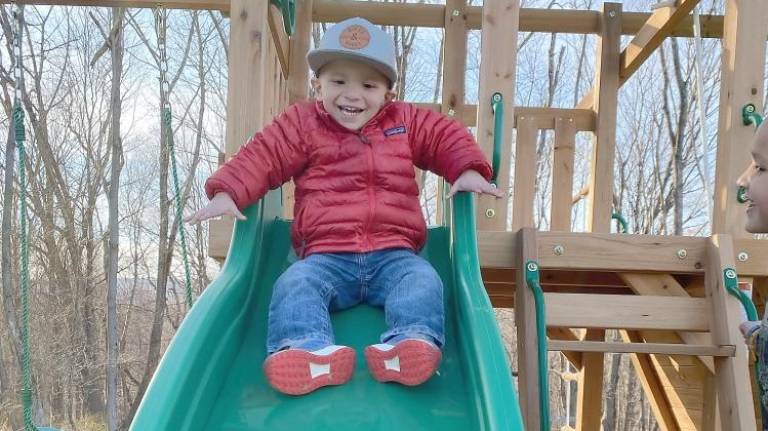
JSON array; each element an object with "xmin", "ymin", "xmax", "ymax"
[{"xmin": 130, "ymin": 191, "xmax": 524, "ymax": 430}]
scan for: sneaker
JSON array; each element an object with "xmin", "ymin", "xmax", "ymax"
[
  {"xmin": 364, "ymin": 339, "xmax": 442, "ymax": 386},
  {"xmin": 264, "ymin": 345, "xmax": 355, "ymax": 395}
]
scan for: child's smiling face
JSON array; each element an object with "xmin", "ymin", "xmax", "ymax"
[
  {"xmin": 312, "ymin": 59, "xmax": 395, "ymax": 131},
  {"xmin": 738, "ymin": 122, "xmax": 768, "ymax": 233}
]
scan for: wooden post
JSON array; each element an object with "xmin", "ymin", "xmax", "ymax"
[
  {"xmin": 436, "ymin": 0, "xmax": 468, "ymax": 223},
  {"xmin": 476, "ymin": 0, "xmax": 518, "ymax": 231},
  {"xmin": 707, "ymin": 235, "xmax": 757, "ymax": 430},
  {"xmin": 712, "ymin": 0, "xmax": 768, "ymax": 237},
  {"xmin": 515, "ymin": 227, "xmax": 541, "ymax": 431},
  {"xmin": 585, "ymin": 2, "xmax": 621, "ymax": 233},
  {"xmin": 283, "ymin": 0, "xmax": 314, "ymax": 219},
  {"xmin": 550, "ymin": 117, "xmax": 576, "ymax": 231},
  {"xmin": 511, "ymin": 116, "xmax": 538, "ymax": 231},
  {"xmin": 577, "ymin": 4, "xmax": 620, "ymax": 429}
]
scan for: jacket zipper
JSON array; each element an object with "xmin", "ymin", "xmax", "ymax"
[{"xmin": 360, "ymin": 132, "xmax": 375, "ymax": 251}]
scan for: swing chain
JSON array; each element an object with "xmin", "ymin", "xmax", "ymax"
[{"xmin": 155, "ymin": 6, "xmax": 170, "ymax": 111}]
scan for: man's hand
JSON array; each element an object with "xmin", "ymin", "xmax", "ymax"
[
  {"xmin": 448, "ymin": 170, "xmax": 504, "ymax": 198},
  {"xmin": 185, "ymin": 192, "xmax": 246, "ymax": 225}
]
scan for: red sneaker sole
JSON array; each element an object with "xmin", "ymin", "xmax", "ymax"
[
  {"xmin": 264, "ymin": 347, "xmax": 355, "ymax": 395},
  {"xmin": 364, "ymin": 340, "xmax": 442, "ymax": 386}
]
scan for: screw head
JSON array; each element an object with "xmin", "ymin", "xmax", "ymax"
[
  {"xmin": 608, "ymin": 10, "xmax": 616, "ymax": 17},
  {"xmin": 677, "ymin": 249, "xmax": 687, "ymax": 259},
  {"xmin": 738, "ymin": 252, "xmax": 749, "ymax": 262},
  {"xmin": 492, "ymin": 92, "xmax": 502, "ymax": 103},
  {"xmin": 485, "ymin": 208, "xmax": 496, "ymax": 218},
  {"xmin": 452, "ymin": 9, "xmax": 460, "ymax": 17},
  {"xmin": 447, "ymin": 108, "xmax": 455, "ymax": 116},
  {"xmin": 725, "ymin": 269, "xmax": 737, "ymax": 279},
  {"xmin": 553, "ymin": 245, "xmax": 565, "ymax": 256},
  {"xmin": 527, "ymin": 262, "xmax": 538, "ymax": 272}
]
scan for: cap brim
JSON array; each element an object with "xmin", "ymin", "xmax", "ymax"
[{"xmin": 307, "ymin": 49, "xmax": 398, "ymax": 86}]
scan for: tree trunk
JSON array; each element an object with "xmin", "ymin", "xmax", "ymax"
[{"xmin": 106, "ymin": 7, "xmax": 125, "ymax": 431}]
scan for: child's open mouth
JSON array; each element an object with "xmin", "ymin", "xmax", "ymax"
[{"xmin": 338, "ymin": 105, "xmax": 364, "ymax": 117}]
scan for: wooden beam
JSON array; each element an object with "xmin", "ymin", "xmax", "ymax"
[
  {"xmin": 515, "ymin": 228, "xmax": 543, "ymax": 431},
  {"xmin": 511, "ymin": 115, "xmax": 537, "ymax": 231},
  {"xmin": 550, "ymin": 117, "xmax": 576, "ymax": 231},
  {"xmin": 712, "ymin": 0, "xmax": 768, "ymax": 237},
  {"xmin": 267, "ymin": 3, "xmax": 290, "ymax": 78},
  {"xmin": 312, "ymin": 1, "xmax": 729, "ymax": 39},
  {"xmin": 586, "ymin": 3, "xmax": 620, "ymax": 233},
  {"xmin": 707, "ymin": 235, "xmax": 757, "ymax": 430},
  {"xmin": 412, "ymin": 103, "xmax": 596, "ymax": 131},
  {"xmin": 548, "ymin": 327, "xmax": 584, "ymax": 369},
  {"xmin": 548, "ymin": 340, "xmax": 734, "ymax": 357},
  {"xmin": 545, "ymin": 293, "xmax": 711, "ymax": 332},
  {"xmin": 619, "ymin": 273, "xmax": 715, "ymax": 373},
  {"xmin": 621, "ymin": 330, "xmax": 680, "ymax": 431},
  {"xmin": 477, "ymin": 230, "xmax": 768, "ymax": 277},
  {"xmin": 620, "ymin": 0, "xmax": 701, "ymax": 81},
  {"xmin": 475, "ymin": 0, "xmax": 518, "ymax": 231},
  {"xmin": 1, "ymin": 0, "xmax": 229, "ymax": 10},
  {"xmin": 575, "ymin": 328, "xmax": 605, "ymax": 431}
]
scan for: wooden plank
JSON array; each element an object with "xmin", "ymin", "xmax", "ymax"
[
  {"xmin": 475, "ymin": 0, "xmax": 518, "ymax": 231},
  {"xmin": 712, "ymin": 0, "xmax": 768, "ymax": 237},
  {"xmin": 478, "ymin": 231, "xmax": 768, "ymax": 276},
  {"xmin": 620, "ymin": 0, "xmax": 701, "ymax": 81},
  {"xmin": 438, "ymin": 0, "xmax": 468, "ymax": 225},
  {"xmin": 210, "ymin": 0, "xmax": 270, "ymax": 260},
  {"xmin": 576, "ymin": 328, "xmax": 605, "ymax": 431},
  {"xmin": 1, "ymin": 0, "xmax": 229, "ymax": 10},
  {"xmin": 515, "ymin": 228, "xmax": 542, "ymax": 431},
  {"xmin": 312, "ymin": 1, "xmax": 729, "ymax": 39},
  {"xmin": 586, "ymin": 2, "xmax": 620, "ymax": 233},
  {"xmin": 622, "ymin": 330, "xmax": 680, "ymax": 431},
  {"xmin": 511, "ymin": 115, "xmax": 537, "ymax": 231},
  {"xmin": 412, "ymin": 103, "xmax": 596, "ymax": 131},
  {"xmin": 550, "ymin": 117, "xmax": 576, "ymax": 231},
  {"xmin": 706, "ymin": 235, "xmax": 757, "ymax": 430},
  {"xmin": 545, "ymin": 293, "xmax": 711, "ymax": 332},
  {"xmin": 547, "ymin": 327, "xmax": 584, "ymax": 369},
  {"xmin": 548, "ymin": 340, "xmax": 734, "ymax": 357},
  {"xmin": 619, "ymin": 272, "xmax": 715, "ymax": 373}
]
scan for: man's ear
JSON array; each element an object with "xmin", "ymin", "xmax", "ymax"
[{"xmin": 310, "ymin": 78, "xmax": 322, "ymax": 98}]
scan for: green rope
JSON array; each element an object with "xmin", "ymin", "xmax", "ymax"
[
  {"xmin": 524, "ymin": 260, "xmax": 550, "ymax": 431},
  {"xmin": 163, "ymin": 108, "xmax": 193, "ymax": 309},
  {"xmin": 15, "ymin": 103, "xmax": 35, "ymax": 431}
]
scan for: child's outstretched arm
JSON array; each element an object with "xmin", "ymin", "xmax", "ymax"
[
  {"xmin": 187, "ymin": 105, "xmax": 308, "ymax": 224},
  {"xmin": 407, "ymin": 105, "xmax": 501, "ymax": 199},
  {"xmin": 185, "ymin": 192, "xmax": 246, "ymax": 225}
]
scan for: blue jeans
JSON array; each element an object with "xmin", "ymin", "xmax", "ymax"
[{"xmin": 266, "ymin": 248, "xmax": 444, "ymax": 354}]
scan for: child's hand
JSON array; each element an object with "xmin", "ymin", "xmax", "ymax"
[
  {"xmin": 448, "ymin": 170, "xmax": 504, "ymax": 198},
  {"xmin": 740, "ymin": 320, "xmax": 761, "ymax": 340},
  {"xmin": 185, "ymin": 192, "xmax": 247, "ymax": 225}
]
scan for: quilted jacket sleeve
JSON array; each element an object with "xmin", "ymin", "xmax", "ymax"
[
  {"xmin": 204, "ymin": 104, "xmax": 308, "ymax": 209},
  {"xmin": 406, "ymin": 104, "xmax": 492, "ymax": 184}
]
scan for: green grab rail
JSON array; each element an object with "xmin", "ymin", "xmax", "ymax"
[
  {"xmin": 611, "ymin": 212, "xmax": 628, "ymax": 233},
  {"xmin": 524, "ymin": 260, "xmax": 550, "ymax": 431},
  {"xmin": 723, "ymin": 268, "xmax": 758, "ymax": 321},
  {"xmin": 739, "ymin": 104, "xmax": 763, "ymax": 204},
  {"xmin": 490, "ymin": 92, "xmax": 503, "ymax": 187}
]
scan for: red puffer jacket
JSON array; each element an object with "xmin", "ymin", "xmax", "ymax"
[{"xmin": 205, "ymin": 100, "xmax": 492, "ymax": 257}]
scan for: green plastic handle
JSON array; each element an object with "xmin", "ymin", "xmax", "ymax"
[
  {"xmin": 270, "ymin": 0, "xmax": 295, "ymax": 36},
  {"xmin": 524, "ymin": 261, "xmax": 551, "ymax": 431},
  {"xmin": 490, "ymin": 92, "xmax": 503, "ymax": 187},
  {"xmin": 742, "ymin": 103, "xmax": 763, "ymax": 128},
  {"xmin": 611, "ymin": 212, "xmax": 628, "ymax": 233},
  {"xmin": 723, "ymin": 267, "xmax": 758, "ymax": 321}
]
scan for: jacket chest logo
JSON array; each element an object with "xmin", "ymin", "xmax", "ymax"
[{"xmin": 383, "ymin": 125, "xmax": 406, "ymax": 137}]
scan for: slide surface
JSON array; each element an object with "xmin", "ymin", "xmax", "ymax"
[{"xmin": 130, "ymin": 191, "xmax": 524, "ymax": 430}]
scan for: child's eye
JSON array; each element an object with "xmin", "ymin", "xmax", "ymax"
[
  {"xmin": 757, "ymin": 165, "xmax": 766, "ymax": 173},
  {"xmin": 363, "ymin": 83, "xmax": 377, "ymax": 89},
  {"xmin": 332, "ymin": 80, "xmax": 344, "ymax": 85}
]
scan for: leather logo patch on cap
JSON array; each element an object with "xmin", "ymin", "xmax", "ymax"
[{"xmin": 339, "ymin": 24, "xmax": 370, "ymax": 50}]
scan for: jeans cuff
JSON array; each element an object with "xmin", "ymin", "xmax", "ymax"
[
  {"xmin": 381, "ymin": 325, "xmax": 444, "ymax": 348},
  {"xmin": 268, "ymin": 333, "xmax": 333, "ymax": 354}
]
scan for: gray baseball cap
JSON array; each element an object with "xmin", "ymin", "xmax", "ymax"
[{"xmin": 307, "ymin": 17, "xmax": 398, "ymax": 86}]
